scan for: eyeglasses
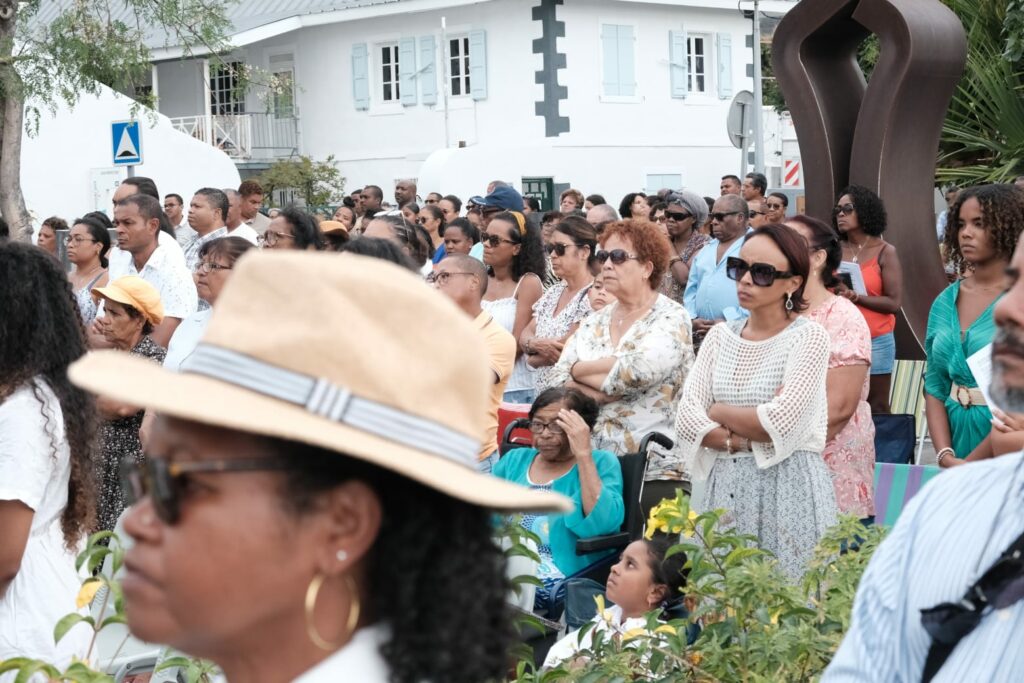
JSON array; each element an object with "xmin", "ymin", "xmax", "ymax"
[
  {"xmin": 120, "ymin": 456, "xmax": 301, "ymax": 525},
  {"xmin": 528, "ymin": 420, "xmax": 564, "ymax": 435},
  {"xmin": 425, "ymin": 271, "xmax": 474, "ymax": 286},
  {"xmin": 483, "ymin": 233, "xmax": 517, "ymax": 248},
  {"xmin": 545, "ymin": 242, "xmax": 579, "ymax": 257},
  {"xmin": 258, "ymin": 230, "xmax": 295, "ymax": 247},
  {"xmin": 711, "ymin": 211, "xmax": 744, "ymax": 222},
  {"xmin": 425, "ymin": 199, "xmax": 438, "ymax": 205},
  {"xmin": 654, "ymin": 215, "xmax": 668, "ymax": 223},
  {"xmin": 416, "ymin": 218, "xmax": 427, "ymax": 224},
  {"xmin": 749, "ymin": 210, "xmax": 768, "ymax": 217},
  {"xmin": 195, "ymin": 261, "xmax": 232, "ymax": 275},
  {"xmin": 665, "ymin": 211, "xmax": 692, "ymax": 222},
  {"xmin": 766, "ymin": 202, "xmax": 785, "ymax": 211},
  {"xmin": 64, "ymin": 236, "xmax": 97, "ymax": 246},
  {"xmin": 833, "ymin": 203, "xmax": 856, "ymax": 216},
  {"xmin": 595, "ymin": 249, "xmax": 639, "ymax": 265},
  {"xmin": 725, "ymin": 256, "xmax": 794, "ymax": 286}
]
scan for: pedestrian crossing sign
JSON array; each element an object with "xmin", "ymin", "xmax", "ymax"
[{"xmin": 111, "ymin": 120, "xmax": 143, "ymax": 166}]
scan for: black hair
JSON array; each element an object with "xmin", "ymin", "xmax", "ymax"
[
  {"xmin": 586, "ymin": 194, "xmax": 606, "ymax": 206},
  {"xmin": 524, "ymin": 196, "xmax": 541, "ymax": 212},
  {"xmin": 703, "ymin": 196, "xmax": 715, "ymax": 212},
  {"xmin": 745, "ymin": 172, "xmax": 768, "ymax": 195},
  {"xmin": 279, "ymin": 206, "xmax": 326, "ymax": 251},
  {"xmin": 768, "ymin": 191, "xmax": 789, "ymax": 208},
  {"xmin": 0, "ymin": 216, "xmax": 8, "ymax": 240},
  {"xmin": 118, "ymin": 302, "xmax": 155, "ymax": 336},
  {"xmin": 445, "ymin": 218, "xmax": 479, "ymax": 244},
  {"xmin": 123, "ymin": 176, "xmax": 159, "ymax": 200},
  {"xmin": 341, "ymin": 237, "xmax": 419, "ymax": 272},
  {"xmin": 419, "ymin": 204, "xmax": 445, "ymax": 236},
  {"xmin": 83, "ymin": 211, "xmax": 113, "ymax": 230},
  {"xmin": 642, "ymin": 536, "xmax": 689, "ymax": 607},
  {"xmin": 274, "ymin": 440, "xmax": 513, "ymax": 683},
  {"xmin": 41, "ymin": 216, "xmax": 69, "ymax": 234},
  {"xmin": 529, "ymin": 386, "xmax": 600, "ymax": 430},
  {"xmin": 721, "ymin": 175, "xmax": 742, "ymax": 186},
  {"xmin": 943, "ymin": 183, "xmax": 1024, "ymax": 275},
  {"xmin": 541, "ymin": 210, "xmax": 563, "ymax": 226},
  {"xmin": 72, "ymin": 216, "xmax": 113, "ymax": 268},
  {"xmin": 442, "ymin": 194, "xmax": 463, "ymax": 213},
  {"xmin": 342, "ymin": 196, "xmax": 355, "ymax": 209},
  {"xmin": 194, "ymin": 187, "xmax": 230, "ymax": 224},
  {"xmin": 401, "ymin": 202, "xmax": 421, "ymax": 215},
  {"xmin": 363, "ymin": 185, "xmax": 384, "ymax": 202},
  {"xmin": 747, "ymin": 224, "xmax": 811, "ymax": 312},
  {"xmin": 0, "ymin": 242, "xmax": 98, "ymax": 548},
  {"xmin": 199, "ymin": 235, "xmax": 256, "ymax": 265},
  {"xmin": 618, "ymin": 192, "xmax": 647, "ymax": 219},
  {"xmin": 165, "ymin": 193, "xmax": 184, "ymax": 207},
  {"xmin": 835, "ymin": 185, "xmax": 887, "ymax": 237},
  {"xmin": 116, "ymin": 193, "xmax": 163, "ymax": 225},
  {"xmin": 786, "ymin": 214, "xmax": 842, "ymax": 288},
  {"xmin": 371, "ymin": 214, "xmax": 432, "ymax": 264},
  {"xmin": 648, "ymin": 202, "xmax": 667, "ymax": 220},
  {"xmin": 553, "ymin": 216, "xmax": 597, "ymax": 268},
  {"xmin": 489, "ymin": 211, "xmax": 546, "ymax": 281}
]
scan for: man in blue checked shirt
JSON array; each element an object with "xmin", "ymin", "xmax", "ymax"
[{"xmin": 824, "ymin": 236, "xmax": 1024, "ymax": 682}]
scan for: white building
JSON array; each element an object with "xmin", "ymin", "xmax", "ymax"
[{"xmin": 135, "ymin": 0, "xmax": 796, "ymax": 206}]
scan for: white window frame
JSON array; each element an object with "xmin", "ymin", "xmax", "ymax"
[
  {"xmin": 267, "ymin": 51, "xmax": 297, "ymax": 119},
  {"xmin": 447, "ymin": 35, "xmax": 471, "ymax": 98},
  {"xmin": 644, "ymin": 170, "xmax": 684, "ymax": 194},
  {"xmin": 377, "ymin": 42, "xmax": 402, "ymax": 104},
  {"xmin": 598, "ymin": 19, "xmax": 641, "ymax": 104},
  {"xmin": 687, "ymin": 33, "xmax": 713, "ymax": 96},
  {"xmin": 209, "ymin": 60, "xmax": 246, "ymax": 115}
]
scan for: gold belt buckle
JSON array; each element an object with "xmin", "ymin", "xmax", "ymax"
[{"xmin": 955, "ymin": 385, "xmax": 972, "ymax": 407}]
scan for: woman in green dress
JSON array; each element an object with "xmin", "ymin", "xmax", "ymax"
[{"xmin": 927, "ymin": 184, "xmax": 1023, "ymax": 467}]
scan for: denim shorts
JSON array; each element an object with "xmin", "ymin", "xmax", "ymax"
[{"xmin": 871, "ymin": 332, "xmax": 895, "ymax": 375}]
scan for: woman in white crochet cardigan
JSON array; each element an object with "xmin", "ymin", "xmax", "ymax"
[{"xmin": 675, "ymin": 224, "xmax": 839, "ymax": 578}]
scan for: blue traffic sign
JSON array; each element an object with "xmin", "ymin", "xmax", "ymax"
[{"xmin": 111, "ymin": 120, "xmax": 143, "ymax": 166}]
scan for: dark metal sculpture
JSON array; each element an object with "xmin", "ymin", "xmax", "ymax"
[{"xmin": 772, "ymin": 0, "xmax": 966, "ymax": 357}]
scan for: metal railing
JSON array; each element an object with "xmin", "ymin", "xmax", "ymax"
[{"xmin": 169, "ymin": 112, "xmax": 299, "ymax": 160}]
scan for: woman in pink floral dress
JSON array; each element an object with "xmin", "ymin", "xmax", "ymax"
[{"xmin": 786, "ymin": 216, "xmax": 876, "ymax": 520}]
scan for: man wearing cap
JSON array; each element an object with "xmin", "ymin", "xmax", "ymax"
[
  {"xmin": 95, "ymin": 193, "xmax": 197, "ymax": 349},
  {"xmin": 468, "ymin": 185, "xmax": 525, "ymax": 229},
  {"xmin": 432, "ymin": 254, "xmax": 516, "ymax": 473}
]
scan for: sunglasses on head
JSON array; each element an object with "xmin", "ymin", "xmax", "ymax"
[
  {"xmin": 665, "ymin": 210, "xmax": 692, "ymax": 222},
  {"xmin": 711, "ymin": 211, "xmax": 744, "ymax": 222},
  {"xmin": 595, "ymin": 249, "xmax": 639, "ymax": 265},
  {"xmin": 833, "ymin": 203, "xmax": 856, "ymax": 216},
  {"xmin": 726, "ymin": 256, "xmax": 794, "ymax": 286},
  {"xmin": 120, "ymin": 457, "xmax": 302, "ymax": 525},
  {"xmin": 545, "ymin": 242, "xmax": 579, "ymax": 257},
  {"xmin": 483, "ymin": 233, "xmax": 517, "ymax": 248}
]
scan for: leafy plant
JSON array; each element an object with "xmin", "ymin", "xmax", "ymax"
[
  {"xmin": 512, "ymin": 492, "xmax": 886, "ymax": 682},
  {"xmin": 258, "ymin": 155, "xmax": 347, "ymax": 208}
]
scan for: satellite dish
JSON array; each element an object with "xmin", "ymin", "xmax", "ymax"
[{"xmin": 727, "ymin": 90, "xmax": 756, "ymax": 149}]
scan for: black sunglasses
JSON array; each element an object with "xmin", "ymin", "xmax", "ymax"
[
  {"xmin": 545, "ymin": 242, "xmax": 579, "ymax": 256},
  {"xmin": 665, "ymin": 210, "xmax": 692, "ymax": 222},
  {"xmin": 833, "ymin": 203, "xmax": 856, "ymax": 216},
  {"xmin": 483, "ymin": 233, "xmax": 517, "ymax": 248},
  {"xmin": 725, "ymin": 256, "xmax": 794, "ymax": 287},
  {"xmin": 711, "ymin": 211, "xmax": 744, "ymax": 222},
  {"xmin": 120, "ymin": 456, "xmax": 302, "ymax": 524},
  {"xmin": 595, "ymin": 249, "xmax": 639, "ymax": 265}
]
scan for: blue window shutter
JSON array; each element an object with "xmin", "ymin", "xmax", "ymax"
[
  {"xmin": 601, "ymin": 24, "xmax": 620, "ymax": 96},
  {"xmin": 468, "ymin": 29, "xmax": 487, "ymax": 100},
  {"xmin": 717, "ymin": 32, "xmax": 733, "ymax": 99},
  {"xmin": 351, "ymin": 43, "xmax": 369, "ymax": 110},
  {"xmin": 399, "ymin": 37, "xmax": 417, "ymax": 106},
  {"xmin": 419, "ymin": 35, "xmax": 437, "ymax": 106},
  {"xmin": 669, "ymin": 30, "xmax": 688, "ymax": 99},
  {"xmin": 618, "ymin": 25, "xmax": 636, "ymax": 96}
]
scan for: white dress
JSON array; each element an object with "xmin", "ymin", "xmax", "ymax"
[
  {"xmin": 675, "ymin": 317, "xmax": 839, "ymax": 578},
  {"xmin": 482, "ymin": 276, "xmax": 538, "ymax": 396},
  {"xmin": 543, "ymin": 605, "xmax": 656, "ymax": 669},
  {"xmin": 163, "ymin": 308, "xmax": 212, "ymax": 372},
  {"xmin": 0, "ymin": 381, "xmax": 91, "ymax": 669}
]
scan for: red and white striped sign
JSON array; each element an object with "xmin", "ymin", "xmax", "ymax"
[{"xmin": 783, "ymin": 159, "xmax": 801, "ymax": 187}]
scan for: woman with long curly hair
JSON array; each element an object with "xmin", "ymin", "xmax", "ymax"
[
  {"xmin": 930, "ymin": 184, "xmax": 1024, "ymax": 467},
  {"xmin": 833, "ymin": 185, "xmax": 904, "ymax": 413},
  {"xmin": 0, "ymin": 242, "xmax": 98, "ymax": 667}
]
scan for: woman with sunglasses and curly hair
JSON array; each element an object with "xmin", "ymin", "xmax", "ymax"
[
  {"xmin": 0, "ymin": 242, "xmax": 98, "ymax": 669},
  {"xmin": 833, "ymin": 185, "xmax": 904, "ymax": 413},
  {"xmin": 481, "ymin": 210, "xmax": 546, "ymax": 403},
  {"xmin": 549, "ymin": 219, "xmax": 693, "ymax": 509},
  {"xmin": 520, "ymin": 217, "xmax": 597, "ymax": 394},
  {"xmin": 676, "ymin": 224, "xmax": 837, "ymax": 578},
  {"xmin": 929, "ymin": 184, "xmax": 1024, "ymax": 468}
]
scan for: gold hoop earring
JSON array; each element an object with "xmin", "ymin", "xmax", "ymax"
[{"xmin": 304, "ymin": 573, "xmax": 361, "ymax": 652}]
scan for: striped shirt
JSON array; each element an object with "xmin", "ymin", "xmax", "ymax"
[{"xmin": 824, "ymin": 452, "xmax": 1024, "ymax": 682}]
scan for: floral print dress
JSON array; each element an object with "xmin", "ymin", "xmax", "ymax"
[
  {"xmin": 549, "ymin": 294, "xmax": 694, "ymax": 481},
  {"xmin": 532, "ymin": 282, "xmax": 593, "ymax": 393}
]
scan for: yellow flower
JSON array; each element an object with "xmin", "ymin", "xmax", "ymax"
[
  {"xmin": 622, "ymin": 627, "xmax": 647, "ymax": 641},
  {"xmin": 654, "ymin": 624, "xmax": 676, "ymax": 635},
  {"xmin": 76, "ymin": 579, "xmax": 102, "ymax": 609},
  {"xmin": 688, "ymin": 652, "xmax": 703, "ymax": 666}
]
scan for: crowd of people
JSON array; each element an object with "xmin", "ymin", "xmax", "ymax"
[{"xmin": 1, "ymin": 167, "xmax": 1023, "ymax": 682}]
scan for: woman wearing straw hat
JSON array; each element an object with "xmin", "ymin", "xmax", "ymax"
[
  {"xmin": 91, "ymin": 275, "xmax": 166, "ymax": 532},
  {"xmin": 70, "ymin": 251, "xmax": 571, "ymax": 683}
]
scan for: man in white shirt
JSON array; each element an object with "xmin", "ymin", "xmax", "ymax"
[
  {"xmin": 95, "ymin": 194, "xmax": 197, "ymax": 348},
  {"xmin": 182, "ymin": 188, "xmax": 230, "ymax": 272},
  {"xmin": 222, "ymin": 189, "xmax": 259, "ymax": 244},
  {"xmin": 164, "ymin": 193, "xmax": 195, "ymax": 247},
  {"xmin": 238, "ymin": 180, "xmax": 271, "ymax": 235},
  {"xmin": 109, "ymin": 178, "xmax": 186, "ymax": 269}
]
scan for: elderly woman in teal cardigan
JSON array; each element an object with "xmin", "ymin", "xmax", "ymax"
[{"xmin": 494, "ymin": 387, "xmax": 624, "ymax": 612}]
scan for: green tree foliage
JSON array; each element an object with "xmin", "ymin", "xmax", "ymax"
[
  {"xmin": 0, "ymin": 0, "xmax": 237, "ymax": 239},
  {"xmin": 258, "ymin": 155, "xmax": 346, "ymax": 208}
]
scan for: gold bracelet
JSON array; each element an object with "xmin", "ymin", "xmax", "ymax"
[{"xmin": 725, "ymin": 429, "xmax": 735, "ymax": 455}]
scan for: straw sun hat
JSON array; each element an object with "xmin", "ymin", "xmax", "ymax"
[{"xmin": 70, "ymin": 251, "xmax": 571, "ymax": 513}]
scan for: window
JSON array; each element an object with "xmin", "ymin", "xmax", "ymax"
[
  {"xmin": 449, "ymin": 36, "xmax": 471, "ymax": 97},
  {"xmin": 272, "ymin": 69, "xmax": 295, "ymax": 118},
  {"xmin": 210, "ymin": 61, "xmax": 245, "ymax": 115},
  {"xmin": 600, "ymin": 24, "xmax": 637, "ymax": 98},
  {"xmin": 646, "ymin": 174, "xmax": 682, "ymax": 193},
  {"xmin": 687, "ymin": 35, "xmax": 708, "ymax": 93},
  {"xmin": 380, "ymin": 44, "xmax": 400, "ymax": 102}
]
